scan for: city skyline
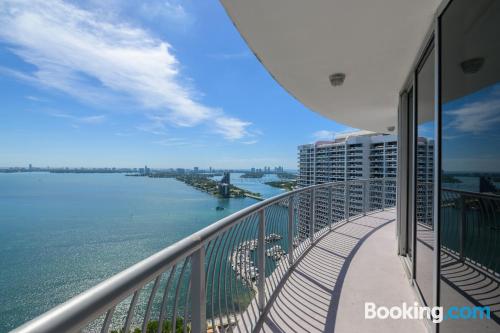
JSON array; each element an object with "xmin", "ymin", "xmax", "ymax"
[
  {"xmin": 0, "ymin": 164, "xmax": 295, "ymax": 171},
  {"xmin": 0, "ymin": 0, "xmax": 353, "ymax": 169}
]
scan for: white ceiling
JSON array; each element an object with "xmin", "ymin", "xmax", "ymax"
[{"xmin": 221, "ymin": 0, "xmax": 442, "ymax": 133}]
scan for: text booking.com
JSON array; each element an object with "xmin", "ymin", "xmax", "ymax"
[{"xmin": 365, "ymin": 302, "xmax": 491, "ymax": 323}]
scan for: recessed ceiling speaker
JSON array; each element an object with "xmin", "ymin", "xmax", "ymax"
[
  {"xmin": 329, "ymin": 73, "xmax": 346, "ymax": 86},
  {"xmin": 460, "ymin": 57, "xmax": 484, "ymax": 74}
]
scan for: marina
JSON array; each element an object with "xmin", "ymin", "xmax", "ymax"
[{"xmin": 229, "ymin": 233, "xmax": 285, "ymax": 287}]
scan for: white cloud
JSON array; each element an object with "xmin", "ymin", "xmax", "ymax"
[
  {"xmin": 114, "ymin": 132, "xmax": 133, "ymax": 137},
  {"xmin": 312, "ymin": 127, "xmax": 361, "ymax": 141},
  {"xmin": 445, "ymin": 97, "xmax": 500, "ymax": 134},
  {"xmin": 0, "ymin": 0, "xmax": 252, "ymax": 141},
  {"xmin": 139, "ymin": 1, "xmax": 192, "ymax": 26},
  {"xmin": 213, "ymin": 117, "xmax": 252, "ymax": 141},
  {"xmin": 312, "ymin": 130, "xmax": 335, "ymax": 141},
  {"xmin": 25, "ymin": 95, "xmax": 48, "ymax": 102},
  {"xmin": 153, "ymin": 137, "xmax": 189, "ymax": 147},
  {"xmin": 50, "ymin": 112, "xmax": 106, "ymax": 124},
  {"xmin": 136, "ymin": 120, "xmax": 168, "ymax": 136}
]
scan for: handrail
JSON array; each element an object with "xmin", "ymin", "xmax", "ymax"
[
  {"xmin": 12, "ymin": 178, "xmax": 394, "ymax": 333},
  {"xmin": 441, "ymin": 189, "xmax": 500, "ymax": 275},
  {"xmin": 442, "ymin": 187, "xmax": 500, "ymax": 199}
]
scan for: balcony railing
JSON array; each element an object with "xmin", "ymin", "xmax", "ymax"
[
  {"xmin": 441, "ymin": 189, "xmax": 500, "ymax": 275},
  {"xmin": 12, "ymin": 179, "xmax": 396, "ymax": 333}
]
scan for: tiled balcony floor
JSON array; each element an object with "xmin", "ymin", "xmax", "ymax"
[{"xmin": 253, "ymin": 209, "xmax": 426, "ymax": 333}]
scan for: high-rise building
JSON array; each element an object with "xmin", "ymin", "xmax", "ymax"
[
  {"xmin": 218, "ymin": 172, "xmax": 231, "ymax": 197},
  {"xmin": 415, "ymin": 137, "xmax": 434, "ymax": 226},
  {"xmin": 297, "ymin": 131, "xmax": 432, "ymax": 239}
]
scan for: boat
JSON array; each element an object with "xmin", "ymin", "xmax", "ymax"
[{"xmin": 265, "ymin": 233, "xmax": 282, "ymax": 243}]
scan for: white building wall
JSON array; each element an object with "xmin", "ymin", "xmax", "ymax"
[{"xmin": 297, "ymin": 132, "xmax": 401, "ymax": 239}]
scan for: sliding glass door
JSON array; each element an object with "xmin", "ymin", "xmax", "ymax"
[
  {"xmin": 398, "ymin": 1, "xmax": 499, "ymax": 331},
  {"xmin": 414, "ymin": 43, "xmax": 435, "ymax": 307},
  {"xmin": 439, "ymin": 0, "xmax": 500, "ymax": 331}
]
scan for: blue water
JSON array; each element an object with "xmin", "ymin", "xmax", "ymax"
[
  {"xmin": 443, "ymin": 176, "xmax": 500, "ymax": 192},
  {"xmin": 212, "ymin": 172, "xmax": 288, "ymax": 198},
  {"xmin": 0, "ymin": 172, "xmax": 267, "ymax": 332}
]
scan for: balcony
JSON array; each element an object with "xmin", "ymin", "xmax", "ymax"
[
  {"xmin": 240, "ymin": 209, "xmax": 424, "ymax": 333},
  {"xmin": 11, "ymin": 179, "xmax": 424, "ymax": 333}
]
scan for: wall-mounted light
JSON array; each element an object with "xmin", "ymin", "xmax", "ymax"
[
  {"xmin": 387, "ymin": 126, "xmax": 395, "ymax": 132},
  {"xmin": 329, "ymin": 73, "xmax": 346, "ymax": 86},
  {"xmin": 460, "ymin": 57, "xmax": 484, "ymax": 74}
]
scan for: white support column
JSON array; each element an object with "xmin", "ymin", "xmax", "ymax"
[
  {"xmin": 345, "ymin": 182, "xmax": 350, "ymax": 222},
  {"xmin": 288, "ymin": 195, "xmax": 294, "ymax": 266},
  {"xmin": 191, "ymin": 247, "xmax": 206, "ymax": 333},
  {"xmin": 328, "ymin": 186, "xmax": 333, "ymax": 230},
  {"xmin": 258, "ymin": 209, "xmax": 266, "ymax": 311},
  {"xmin": 310, "ymin": 188, "xmax": 315, "ymax": 243}
]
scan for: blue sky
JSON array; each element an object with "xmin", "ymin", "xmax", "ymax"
[
  {"xmin": 0, "ymin": 0, "xmax": 352, "ymax": 170},
  {"xmin": 442, "ymin": 82, "xmax": 500, "ymax": 173}
]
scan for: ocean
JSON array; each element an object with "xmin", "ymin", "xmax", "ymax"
[{"xmin": 0, "ymin": 172, "xmax": 282, "ymax": 332}]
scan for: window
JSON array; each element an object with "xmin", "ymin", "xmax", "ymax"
[{"xmin": 440, "ymin": 0, "xmax": 500, "ymax": 331}]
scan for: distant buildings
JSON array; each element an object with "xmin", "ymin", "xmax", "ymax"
[
  {"xmin": 218, "ymin": 172, "xmax": 231, "ymax": 197},
  {"xmin": 248, "ymin": 166, "xmax": 284, "ymax": 174},
  {"xmin": 139, "ymin": 165, "xmax": 151, "ymax": 176},
  {"xmin": 297, "ymin": 131, "xmax": 433, "ymax": 239}
]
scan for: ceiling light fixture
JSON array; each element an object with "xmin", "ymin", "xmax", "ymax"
[
  {"xmin": 329, "ymin": 73, "xmax": 346, "ymax": 86},
  {"xmin": 460, "ymin": 57, "xmax": 484, "ymax": 74}
]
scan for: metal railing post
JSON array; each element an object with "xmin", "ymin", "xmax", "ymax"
[
  {"xmin": 328, "ymin": 185, "xmax": 333, "ymax": 230},
  {"xmin": 191, "ymin": 246, "xmax": 206, "ymax": 333},
  {"xmin": 345, "ymin": 181, "xmax": 350, "ymax": 222},
  {"xmin": 362, "ymin": 181, "xmax": 367, "ymax": 216},
  {"xmin": 310, "ymin": 188, "xmax": 315, "ymax": 243},
  {"xmin": 258, "ymin": 209, "xmax": 266, "ymax": 311},
  {"xmin": 288, "ymin": 195, "xmax": 294, "ymax": 266},
  {"xmin": 459, "ymin": 196, "xmax": 466, "ymax": 262},
  {"xmin": 382, "ymin": 178, "xmax": 386, "ymax": 211}
]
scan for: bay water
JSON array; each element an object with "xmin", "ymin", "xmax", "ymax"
[{"xmin": 0, "ymin": 172, "xmax": 280, "ymax": 332}]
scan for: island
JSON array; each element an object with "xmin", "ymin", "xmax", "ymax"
[
  {"xmin": 265, "ymin": 180, "xmax": 297, "ymax": 191},
  {"xmin": 240, "ymin": 172, "xmax": 264, "ymax": 178},
  {"xmin": 177, "ymin": 175, "xmax": 262, "ymax": 199},
  {"xmin": 276, "ymin": 172, "xmax": 297, "ymax": 180},
  {"xmin": 147, "ymin": 172, "xmax": 263, "ymax": 200},
  {"xmin": 442, "ymin": 174, "xmax": 462, "ymax": 183}
]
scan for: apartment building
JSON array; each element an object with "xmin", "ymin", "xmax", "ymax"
[
  {"xmin": 298, "ymin": 131, "xmax": 393, "ymax": 238},
  {"xmin": 298, "ymin": 131, "xmax": 434, "ymax": 238}
]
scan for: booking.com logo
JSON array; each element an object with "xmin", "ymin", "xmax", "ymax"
[{"xmin": 365, "ymin": 302, "xmax": 491, "ymax": 323}]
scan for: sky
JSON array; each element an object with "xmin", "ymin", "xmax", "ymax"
[
  {"xmin": 0, "ymin": 0, "xmax": 353, "ymax": 170},
  {"xmin": 441, "ymin": 82, "xmax": 500, "ymax": 173}
]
